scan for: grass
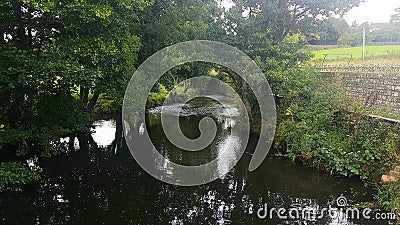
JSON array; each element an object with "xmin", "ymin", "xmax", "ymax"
[{"xmin": 311, "ymin": 45, "xmax": 400, "ymax": 65}]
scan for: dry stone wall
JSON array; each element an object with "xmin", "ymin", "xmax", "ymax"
[{"xmin": 318, "ymin": 66, "xmax": 400, "ymax": 114}]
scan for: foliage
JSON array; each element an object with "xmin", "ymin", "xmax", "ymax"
[
  {"xmin": 0, "ymin": 0, "xmax": 149, "ymax": 158},
  {"xmin": 274, "ymin": 70, "xmax": 400, "ymax": 180},
  {"xmin": 93, "ymin": 94, "xmax": 118, "ymax": 114},
  {"xmin": 308, "ymin": 17, "xmax": 400, "ymax": 46},
  {"xmin": 271, "ymin": 67, "xmax": 343, "ymax": 158},
  {"xmin": 146, "ymin": 83, "xmax": 200, "ymax": 108},
  {"xmin": 0, "ymin": 0, "xmax": 365, "ymax": 191},
  {"xmin": 370, "ymin": 26, "xmax": 400, "ymax": 43},
  {"xmin": 308, "ymin": 18, "xmax": 350, "ymax": 45},
  {"xmin": 0, "ymin": 162, "xmax": 40, "ymax": 192},
  {"xmin": 227, "ymin": 0, "xmax": 360, "ymax": 44},
  {"xmin": 337, "ymin": 23, "xmax": 371, "ymax": 47},
  {"xmin": 377, "ymin": 182, "xmax": 400, "ymax": 220},
  {"xmin": 146, "ymin": 84, "xmax": 169, "ymax": 108},
  {"xmin": 137, "ymin": 0, "xmax": 224, "ymax": 63}
]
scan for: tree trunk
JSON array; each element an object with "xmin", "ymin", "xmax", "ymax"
[
  {"xmin": 227, "ymin": 74, "xmax": 253, "ymax": 121},
  {"xmin": 77, "ymin": 132, "xmax": 90, "ymax": 163},
  {"xmin": 80, "ymin": 86, "xmax": 89, "ymax": 106},
  {"xmin": 113, "ymin": 112, "xmax": 123, "ymax": 155},
  {"xmin": 68, "ymin": 135, "xmax": 75, "ymax": 151},
  {"xmin": 86, "ymin": 92, "xmax": 100, "ymax": 113}
]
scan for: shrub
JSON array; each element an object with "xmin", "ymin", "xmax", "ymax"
[
  {"xmin": 273, "ymin": 67, "xmax": 400, "ymax": 180},
  {"xmin": 146, "ymin": 84, "xmax": 169, "ymax": 108},
  {"xmin": 377, "ymin": 182, "xmax": 400, "ymax": 222},
  {"xmin": 0, "ymin": 162, "xmax": 40, "ymax": 192}
]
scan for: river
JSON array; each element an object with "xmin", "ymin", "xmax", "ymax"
[{"xmin": 0, "ymin": 98, "xmax": 388, "ymax": 225}]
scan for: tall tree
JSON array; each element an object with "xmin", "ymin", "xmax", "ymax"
[
  {"xmin": 0, "ymin": 0, "xmax": 150, "ymax": 158},
  {"xmin": 221, "ymin": 0, "xmax": 360, "ymax": 62},
  {"xmin": 227, "ymin": 0, "xmax": 360, "ymax": 43},
  {"xmin": 137, "ymin": 0, "xmax": 225, "ymax": 63},
  {"xmin": 309, "ymin": 18, "xmax": 350, "ymax": 45}
]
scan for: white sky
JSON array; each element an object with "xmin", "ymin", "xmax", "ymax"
[{"xmin": 344, "ymin": 0, "xmax": 399, "ymax": 24}]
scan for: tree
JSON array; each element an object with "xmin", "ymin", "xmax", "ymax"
[
  {"xmin": 309, "ymin": 18, "xmax": 350, "ymax": 45},
  {"xmin": 338, "ymin": 23, "xmax": 370, "ymax": 47},
  {"xmin": 370, "ymin": 26, "xmax": 399, "ymax": 43},
  {"xmin": 226, "ymin": 0, "xmax": 360, "ymax": 43},
  {"xmin": 390, "ymin": 6, "xmax": 400, "ymax": 42},
  {"xmin": 0, "ymin": 0, "xmax": 365, "ymax": 192},
  {"xmin": 137, "ymin": 0, "xmax": 226, "ymax": 63},
  {"xmin": 0, "ymin": 0, "xmax": 150, "ymax": 158},
  {"xmin": 134, "ymin": 0, "xmax": 229, "ymax": 92}
]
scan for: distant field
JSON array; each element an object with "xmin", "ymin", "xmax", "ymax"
[{"xmin": 312, "ymin": 45, "xmax": 400, "ymax": 61}]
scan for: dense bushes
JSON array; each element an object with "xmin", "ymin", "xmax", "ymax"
[
  {"xmin": 278, "ymin": 111, "xmax": 400, "ymax": 179},
  {"xmin": 0, "ymin": 162, "xmax": 40, "ymax": 192},
  {"xmin": 377, "ymin": 182, "xmax": 400, "ymax": 223},
  {"xmin": 146, "ymin": 83, "xmax": 199, "ymax": 108},
  {"xmin": 377, "ymin": 183, "xmax": 400, "ymax": 213},
  {"xmin": 271, "ymin": 68, "xmax": 400, "ymax": 180},
  {"xmin": 146, "ymin": 84, "xmax": 170, "ymax": 108}
]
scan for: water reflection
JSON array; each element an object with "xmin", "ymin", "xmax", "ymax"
[
  {"xmin": 217, "ymin": 135, "xmax": 240, "ymax": 178},
  {"xmin": 0, "ymin": 99, "xmax": 389, "ymax": 225},
  {"xmin": 91, "ymin": 120, "xmax": 116, "ymax": 147}
]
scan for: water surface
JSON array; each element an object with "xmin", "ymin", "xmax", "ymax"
[{"xmin": 0, "ymin": 99, "xmax": 387, "ymax": 225}]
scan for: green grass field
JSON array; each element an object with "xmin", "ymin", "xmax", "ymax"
[{"xmin": 312, "ymin": 45, "xmax": 400, "ymax": 61}]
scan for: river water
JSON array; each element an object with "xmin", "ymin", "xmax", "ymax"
[{"xmin": 0, "ymin": 98, "xmax": 390, "ymax": 225}]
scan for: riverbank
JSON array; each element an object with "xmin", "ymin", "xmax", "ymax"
[{"xmin": 264, "ymin": 66, "xmax": 399, "ymax": 221}]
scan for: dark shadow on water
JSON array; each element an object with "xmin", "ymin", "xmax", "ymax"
[{"xmin": 0, "ymin": 104, "xmax": 390, "ymax": 225}]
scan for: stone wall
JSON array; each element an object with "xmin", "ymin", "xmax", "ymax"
[{"xmin": 318, "ymin": 66, "xmax": 400, "ymax": 114}]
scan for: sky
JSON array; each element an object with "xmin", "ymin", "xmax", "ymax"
[{"xmin": 344, "ymin": 0, "xmax": 399, "ymax": 24}]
